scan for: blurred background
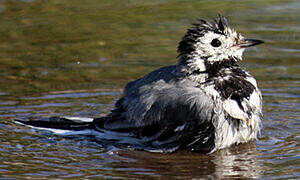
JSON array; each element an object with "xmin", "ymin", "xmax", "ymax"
[{"xmin": 0, "ymin": 0, "xmax": 299, "ymax": 179}]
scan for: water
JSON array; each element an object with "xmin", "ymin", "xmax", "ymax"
[{"xmin": 0, "ymin": 0, "xmax": 299, "ymax": 179}]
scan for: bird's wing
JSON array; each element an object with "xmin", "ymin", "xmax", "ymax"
[{"xmin": 96, "ymin": 76, "xmax": 216, "ymax": 152}]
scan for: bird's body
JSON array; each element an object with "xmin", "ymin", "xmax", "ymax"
[{"xmin": 16, "ymin": 15, "xmax": 264, "ymax": 153}]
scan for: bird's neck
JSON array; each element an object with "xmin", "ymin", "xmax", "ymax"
[{"xmin": 179, "ymin": 56, "xmax": 238, "ymax": 78}]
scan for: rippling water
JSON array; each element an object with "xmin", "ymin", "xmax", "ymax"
[{"xmin": 0, "ymin": 0, "xmax": 299, "ymax": 179}]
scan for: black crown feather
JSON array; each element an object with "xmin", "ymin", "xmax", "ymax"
[{"xmin": 178, "ymin": 15, "xmax": 230, "ymax": 62}]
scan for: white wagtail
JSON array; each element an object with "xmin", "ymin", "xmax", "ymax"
[{"xmin": 16, "ymin": 15, "xmax": 264, "ymax": 153}]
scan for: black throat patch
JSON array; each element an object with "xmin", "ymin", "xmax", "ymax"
[
  {"xmin": 214, "ymin": 75, "xmax": 255, "ymax": 101},
  {"xmin": 201, "ymin": 61, "xmax": 255, "ymax": 111},
  {"xmin": 213, "ymin": 66, "xmax": 255, "ymax": 111},
  {"xmin": 204, "ymin": 59, "xmax": 237, "ymax": 78}
]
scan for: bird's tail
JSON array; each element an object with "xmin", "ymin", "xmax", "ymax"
[{"xmin": 15, "ymin": 116, "xmax": 97, "ymax": 135}]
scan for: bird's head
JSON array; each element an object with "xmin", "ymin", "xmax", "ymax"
[{"xmin": 178, "ymin": 15, "xmax": 264, "ymax": 70}]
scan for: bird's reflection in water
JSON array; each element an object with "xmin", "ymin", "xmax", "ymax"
[
  {"xmin": 103, "ymin": 142, "xmax": 263, "ymax": 179},
  {"xmin": 212, "ymin": 142, "xmax": 264, "ymax": 178}
]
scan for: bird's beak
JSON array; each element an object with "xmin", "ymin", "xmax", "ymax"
[{"xmin": 238, "ymin": 39, "xmax": 264, "ymax": 48}]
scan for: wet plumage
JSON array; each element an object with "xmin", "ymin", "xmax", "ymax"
[{"xmin": 16, "ymin": 15, "xmax": 264, "ymax": 153}]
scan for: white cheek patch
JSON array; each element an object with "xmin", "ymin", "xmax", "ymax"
[
  {"xmin": 223, "ymin": 99, "xmax": 248, "ymax": 122},
  {"xmin": 207, "ymin": 54, "xmax": 228, "ymax": 62},
  {"xmin": 194, "ymin": 58, "xmax": 206, "ymax": 71}
]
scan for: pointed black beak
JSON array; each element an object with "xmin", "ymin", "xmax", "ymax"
[{"xmin": 239, "ymin": 39, "xmax": 264, "ymax": 48}]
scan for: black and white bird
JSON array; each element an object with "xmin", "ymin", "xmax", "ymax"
[{"xmin": 16, "ymin": 15, "xmax": 264, "ymax": 153}]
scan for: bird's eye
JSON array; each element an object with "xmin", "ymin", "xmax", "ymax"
[{"xmin": 210, "ymin": 39, "xmax": 222, "ymax": 47}]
